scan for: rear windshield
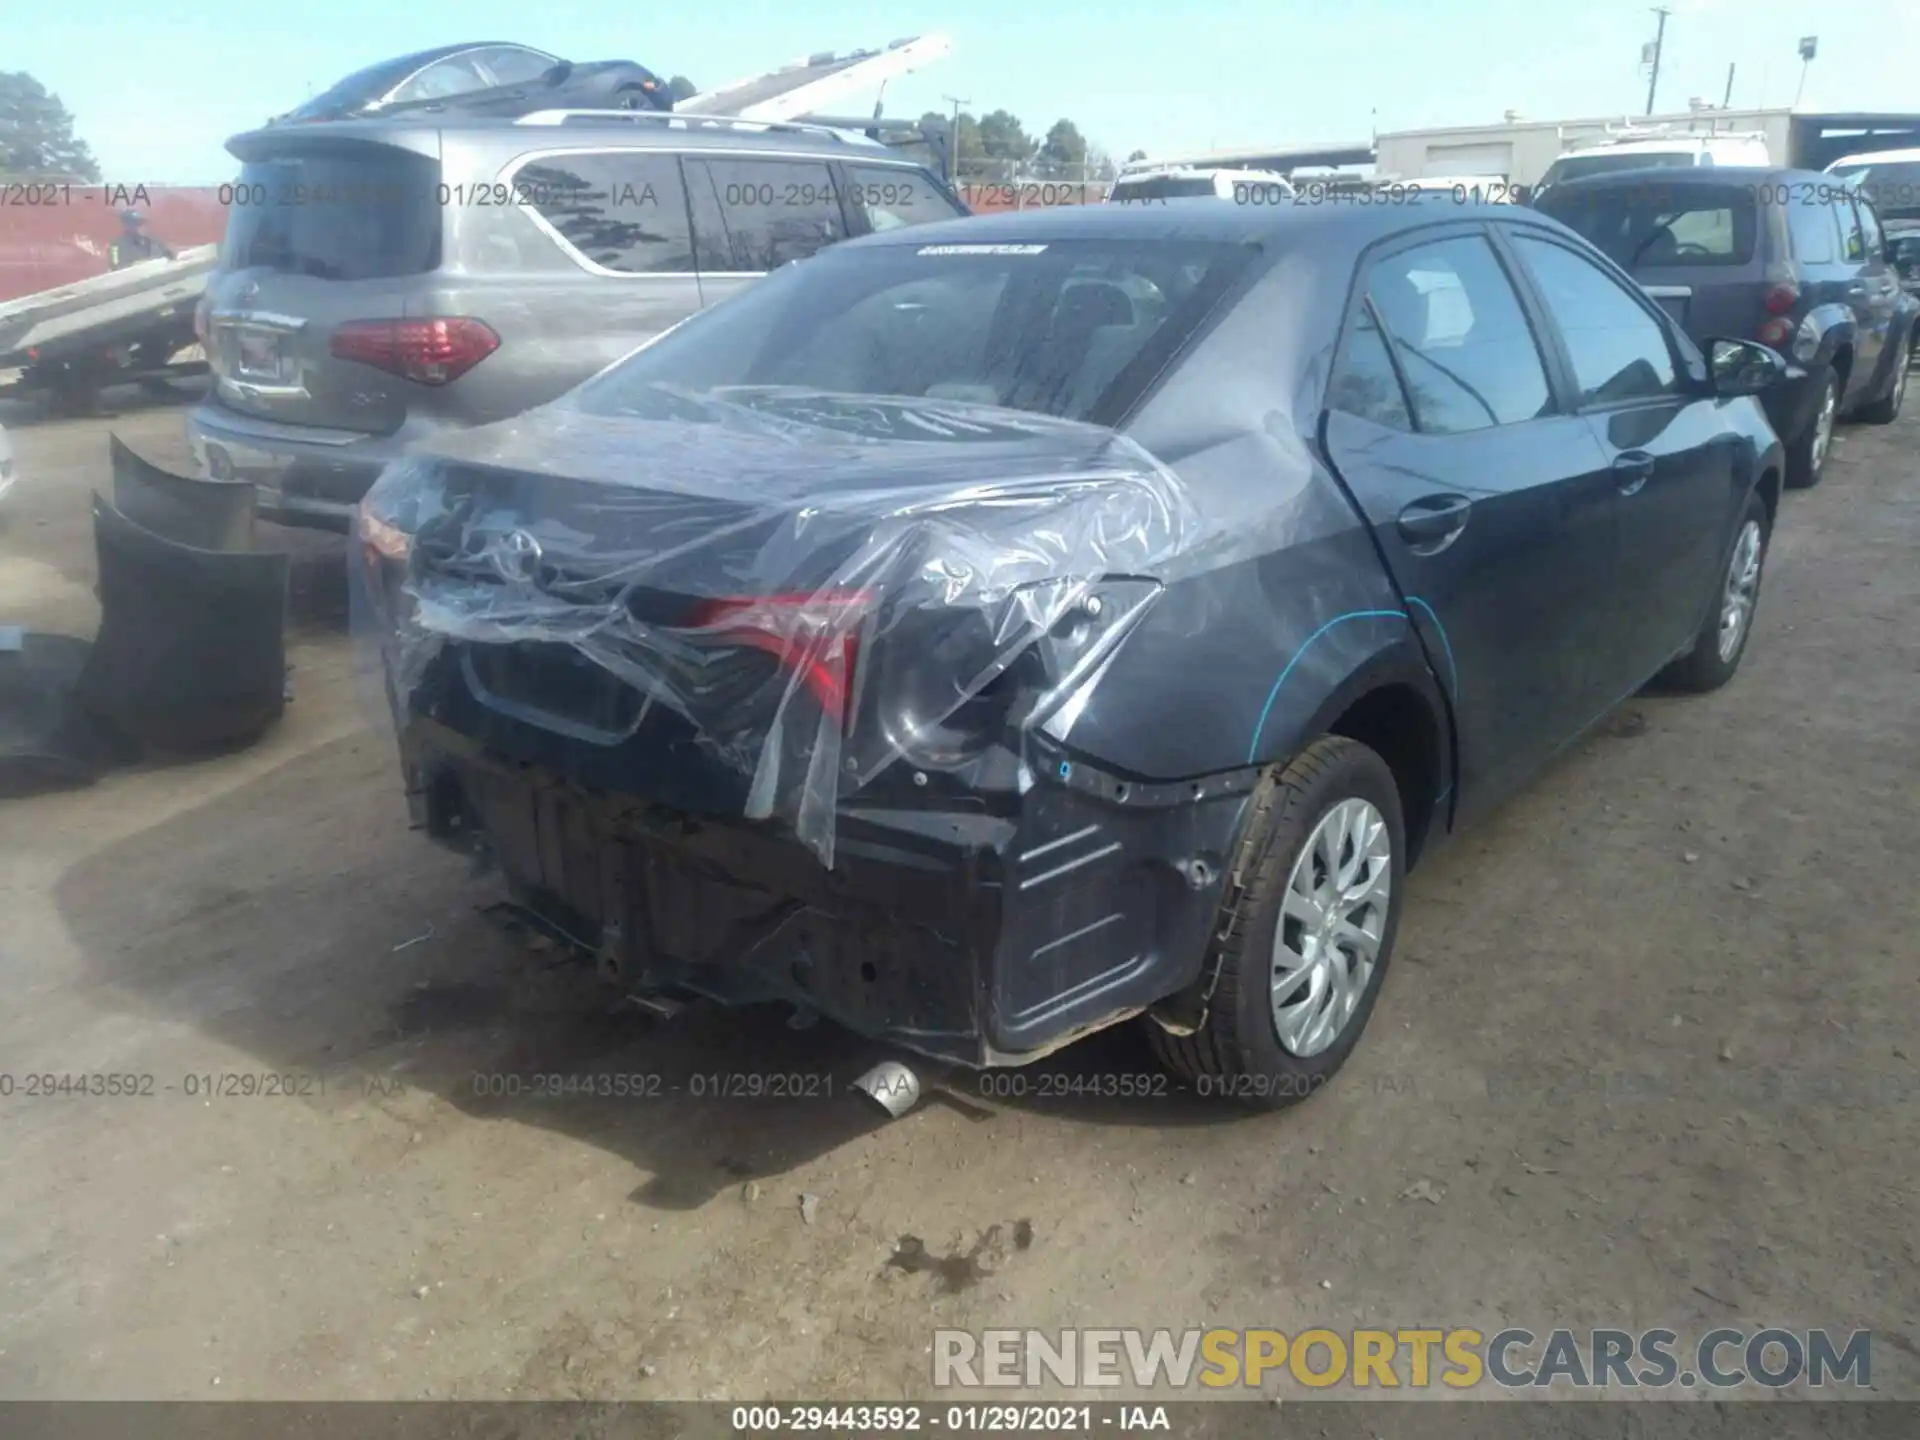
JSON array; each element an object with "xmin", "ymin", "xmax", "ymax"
[
  {"xmin": 1540, "ymin": 151, "xmax": 1696, "ymax": 187},
  {"xmin": 573, "ymin": 238, "xmax": 1255, "ymax": 426},
  {"xmin": 1109, "ymin": 176, "xmax": 1220, "ymax": 202},
  {"xmin": 1536, "ymin": 183, "xmax": 1758, "ymax": 268},
  {"xmin": 1826, "ymin": 159, "xmax": 1920, "ymax": 217},
  {"xmin": 220, "ymin": 144, "xmax": 442, "ymax": 280}
]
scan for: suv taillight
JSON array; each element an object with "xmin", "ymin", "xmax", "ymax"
[
  {"xmin": 329, "ymin": 318, "xmax": 499, "ymax": 385},
  {"xmin": 1763, "ymin": 283, "xmax": 1800, "ymax": 316},
  {"xmin": 1755, "ymin": 284, "xmax": 1800, "ymax": 348}
]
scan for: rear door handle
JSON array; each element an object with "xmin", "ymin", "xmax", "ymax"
[
  {"xmin": 1613, "ymin": 452, "xmax": 1655, "ymax": 496},
  {"xmin": 1395, "ymin": 493, "xmax": 1473, "ymax": 550}
]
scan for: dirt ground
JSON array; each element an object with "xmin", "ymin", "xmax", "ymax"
[{"xmin": 0, "ymin": 386, "xmax": 1916, "ymax": 1407}]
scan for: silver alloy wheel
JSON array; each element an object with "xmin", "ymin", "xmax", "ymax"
[
  {"xmin": 1271, "ymin": 797, "xmax": 1392, "ymax": 1058},
  {"xmin": 1717, "ymin": 518, "xmax": 1763, "ymax": 663},
  {"xmin": 1809, "ymin": 378, "xmax": 1837, "ymax": 472}
]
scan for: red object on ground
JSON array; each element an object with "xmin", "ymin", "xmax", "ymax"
[{"xmin": 0, "ymin": 187, "xmax": 228, "ymax": 303}]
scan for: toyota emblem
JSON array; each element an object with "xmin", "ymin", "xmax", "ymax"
[{"xmin": 488, "ymin": 529, "xmax": 544, "ymax": 584}]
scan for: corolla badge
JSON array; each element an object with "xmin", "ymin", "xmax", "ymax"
[{"xmin": 487, "ymin": 528, "xmax": 544, "ymax": 584}]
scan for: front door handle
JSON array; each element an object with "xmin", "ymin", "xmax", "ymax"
[
  {"xmin": 1396, "ymin": 493, "xmax": 1473, "ymax": 550},
  {"xmin": 1613, "ymin": 452, "xmax": 1655, "ymax": 496}
]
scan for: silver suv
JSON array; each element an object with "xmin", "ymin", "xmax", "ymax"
[{"xmin": 188, "ymin": 111, "xmax": 967, "ymax": 529}]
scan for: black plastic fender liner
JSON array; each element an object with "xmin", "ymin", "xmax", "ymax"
[
  {"xmin": 109, "ymin": 434, "xmax": 256, "ymax": 553},
  {"xmin": 0, "ymin": 632, "xmax": 120, "ymax": 798},
  {"xmin": 75, "ymin": 496, "xmax": 291, "ymax": 754}
]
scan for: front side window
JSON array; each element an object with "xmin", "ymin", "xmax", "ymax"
[
  {"xmin": 1365, "ymin": 234, "xmax": 1553, "ymax": 434},
  {"xmin": 688, "ymin": 158, "xmax": 849, "ymax": 272},
  {"xmin": 842, "ymin": 165, "xmax": 965, "ymax": 233},
  {"xmin": 1512, "ymin": 234, "xmax": 1680, "ymax": 406},
  {"xmin": 520, "ymin": 153, "xmax": 694, "ymax": 274}
]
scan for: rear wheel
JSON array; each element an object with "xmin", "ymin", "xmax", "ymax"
[
  {"xmin": 1856, "ymin": 335, "xmax": 1912, "ymax": 424},
  {"xmin": 1659, "ymin": 490, "xmax": 1768, "ymax": 694},
  {"xmin": 1145, "ymin": 736, "xmax": 1405, "ymax": 1109},
  {"xmin": 1784, "ymin": 367, "xmax": 1837, "ymax": 490}
]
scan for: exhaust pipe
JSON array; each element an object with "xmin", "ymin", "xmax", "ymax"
[{"xmin": 852, "ymin": 1059, "xmax": 922, "ymax": 1118}]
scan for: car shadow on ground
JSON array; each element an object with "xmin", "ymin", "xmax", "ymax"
[{"xmin": 54, "ymin": 731, "xmax": 1242, "ymax": 1215}]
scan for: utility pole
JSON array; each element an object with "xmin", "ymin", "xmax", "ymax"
[
  {"xmin": 942, "ymin": 93, "xmax": 970, "ymax": 185},
  {"xmin": 1723, "ymin": 63, "xmax": 1736, "ymax": 108},
  {"xmin": 1794, "ymin": 37, "xmax": 1818, "ymax": 109},
  {"xmin": 1645, "ymin": 7, "xmax": 1671, "ymax": 116}
]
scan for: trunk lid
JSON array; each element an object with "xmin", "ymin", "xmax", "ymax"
[{"xmin": 205, "ymin": 134, "xmax": 444, "ymax": 434}]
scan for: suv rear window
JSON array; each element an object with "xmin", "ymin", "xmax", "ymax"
[
  {"xmin": 222, "ymin": 144, "xmax": 442, "ymax": 280},
  {"xmin": 1536, "ymin": 183, "xmax": 1757, "ymax": 268},
  {"xmin": 573, "ymin": 238, "xmax": 1255, "ymax": 426}
]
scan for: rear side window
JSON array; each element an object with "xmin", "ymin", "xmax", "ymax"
[
  {"xmin": 222, "ymin": 145, "xmax": 442, "ymax": 280},
  {"xmin": 1537, "ymin": 183, "xmax": 1756, "ymax": 268},
  {"xmin": 687, "ymin": 158, "xmax": 849, "ymax": 271},
  {"xmin": 1835, "ymin": 198, "xmax": 1866, "ymax": 263},
  {"xmin": 1855, "ymin": 198, "xmax": 1886, "ymax": 261},
  {"xmin": 1365, "ymin": 235, "xmax": 1553, "ymax": 434},
  {"xmin": 843, "ymin": 164, "xmax": 964, "ymax": 232},
  {"xmin": 1328, "ymin": 306, "xmax": 1413, "ymax": 430},
  {"xmin": 518, "ymin": 153, "xmax": 695, "ymax": 274},
  {"xmin": 1512, "ymin": 234, "xmax": 1680, "ymax": 406},
  {"xmin": 1787, "ymin": 193, "xmax": 1836, "ymax": 262},
  {"xmin": 473, "ymin": 46, "xmax": 554, "ymax": 85},
  {"xmin": 390, "ymin": 53, "xmax": 490, "ymax": 103}
]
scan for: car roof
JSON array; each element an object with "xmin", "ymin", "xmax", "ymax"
[
  {"xmin": 1829, "ymin": 146, "xmax": 1920, "ymax": 168},
  {"xmin": 227, "ymin": 114, "xmax": 903, "ymax": 163},
  {"xmin": 843, "ymin": 191, "xmax": 1565, "ymax": 251}
]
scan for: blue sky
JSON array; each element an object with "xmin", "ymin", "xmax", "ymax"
[{"xmin": 14, "ymin": 0, "xmax": 1918, "ymax": 185}]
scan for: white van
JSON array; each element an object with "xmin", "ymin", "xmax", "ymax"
[
  {"xmin": 1825, "ymin": 146, "xmax": 1920, "ymax": 217},
  {"xmin": 1536, "ymin": 132, "xmax": 1772, "ymax": 193},
  {"xmin": 1107, "ymin": 165, "xmax": 1295, "ymax": 205}
]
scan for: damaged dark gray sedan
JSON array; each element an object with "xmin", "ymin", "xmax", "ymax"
[{"xmin": 357, "ymin": 199, "xmax": 1788, "ymax": 1103}]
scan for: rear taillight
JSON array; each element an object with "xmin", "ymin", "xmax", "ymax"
[
  {"xmin": 1756, "ymin": 316, "xmax": 1794, "ymax": 348},
  {"xmin": 1763, "ymin": 283, "xmax": 1800, "ymax": 315},
  {"xmin": 682, "ymin": 590, "xmax": 874, "ymax": 726},
  {"xmin": 329, "ymin": 318, "xmax": 499, "ymax": 385}
]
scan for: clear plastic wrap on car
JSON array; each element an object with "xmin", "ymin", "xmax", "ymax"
[{"xmin": 356, "ymin": 387, "xmax": 1206, "ymax": 866}]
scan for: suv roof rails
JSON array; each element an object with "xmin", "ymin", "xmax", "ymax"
[{"xmin": 512, "ymin": 109, "xmax": 884, "ymax": 146}]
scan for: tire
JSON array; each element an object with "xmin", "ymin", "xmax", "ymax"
[
  {"xmin": 1659, "ymin": 490, "xmax": 1768, "ymax": 694},
  {"xmin": 1784, "ymin": 367, "xmax": 1837, "ymax": 490},
  {"xmin": 1855, "ymin": 334, "xmax": 1913, "ymax": 424},
  {"xmin": 1146, "ymin": 736, "xmax": 1406, "ymax": 1109}
]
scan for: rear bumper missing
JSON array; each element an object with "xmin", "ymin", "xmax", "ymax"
[{"xmin": 399, "ymin": 716, "xmax": 1253, "ymax": 1068}]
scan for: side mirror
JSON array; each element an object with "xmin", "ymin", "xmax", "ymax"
[{"xmin": 1706, "ymin": 337, "xmax": 1788, "ymax": 396}]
